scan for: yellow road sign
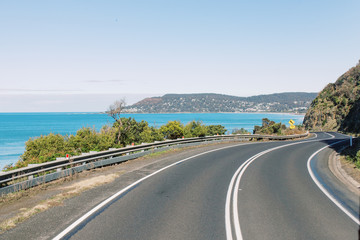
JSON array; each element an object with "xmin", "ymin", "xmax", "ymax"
[
  {"xmin": 290, "ymin": 125, "xmax": 295, "ymax": 129},
  {"xmin": 289, "ymin": 119, "xmax": 295, "ymax": 125}
]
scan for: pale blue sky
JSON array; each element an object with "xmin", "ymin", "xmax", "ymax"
[{"xmin": 0, "ymin": 0, "xmax": 359, "ymax": 112}]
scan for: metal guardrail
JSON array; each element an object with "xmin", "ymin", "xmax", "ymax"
[{"xmin": 0, "ymin": 132, "xmax": 308, "ymax": 195}]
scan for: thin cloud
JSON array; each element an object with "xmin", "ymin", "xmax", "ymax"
[
  {"xmin": 85, "ymin": 79, "xmax": 126, "ymax": 83},
  {"xmin": 0, "ymin": 88, "xmax": 82, "ymax": 93}
]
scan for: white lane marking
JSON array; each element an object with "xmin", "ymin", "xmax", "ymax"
[
  {"xmin": 307, "ymin": 140, "xmax": 360, "ymax": 225},
  {"xmin": 225, "ymin": 132, "xmax": 340, "ymax": 240},
  {"xmin": 323, "ymin": 132, "xmax": 336, "ymax": 138},
  {"xmin": 53, "ymin": 142, "xmax": 258, "ymax": 240},
  {"xmin": 226, "ymin": 141, "xmax": 310, "ymax": 240}
]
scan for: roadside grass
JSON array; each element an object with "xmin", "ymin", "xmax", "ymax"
[
  {"xmin": 0, "ymin": 173, "xmax": 120, "ymax": 233},
  {"xmin": 140, "ymin": 148, "xmax": 183, "ymax": 160},
  {"xmin": 341, "ymin": 138, "xmax": 360, "ymax": 169}
]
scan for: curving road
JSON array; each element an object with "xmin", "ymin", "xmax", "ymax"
[{"xmin": 52, "ymin": 132, "xmax": 359, "ymax": 240}]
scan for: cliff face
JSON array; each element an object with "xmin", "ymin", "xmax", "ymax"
[{"xmin": 303, "ymin": 61, "xmax": 360, "ymax": 133}]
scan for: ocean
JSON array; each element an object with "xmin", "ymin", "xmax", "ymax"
[{"xmin": 0, "ymin": 112, "xmax": 304, "ymax": 170}]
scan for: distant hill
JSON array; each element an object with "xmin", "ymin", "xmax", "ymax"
[
  {"xmin": 125, "ymin": 92, "xmax": 317, "ymax": 113},
  {"xmin": 303, "ymin": 61, "xmax": 360, "ymax": 133}
]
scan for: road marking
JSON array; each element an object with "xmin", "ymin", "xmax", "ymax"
[
  {"xmin": 323, "ymin": 132, "xmax": 336, "ymax": 138},
  {"xmin": 226, "ymin": 141, "xmax": 310, "ymax": 239},
  {"xmin": 53, "ymin": 142, "xmax": 258, "ymax": 240},
  {"xmin": 307, "ymin": 140, "xmax": 360, "ymax": 225},
  {"xmin": 225, "ymin": 132, "xmax": 339, "ymax": 240},
  {"xmin": 53, "ymin": 132, "xmax": 343, "ymax": 240}
]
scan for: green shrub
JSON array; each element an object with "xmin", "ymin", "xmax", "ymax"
[
  {"xmin": 7, "ymin": 118, "xmax": 228, "ymax": 170},
  {"xmin": 232, "ymin": 128, "xmax": 250, "ymax": 134},
  {"xmin": 18, "ymin": 133, "xmax": 75, "ymax": 167},
  {"xmin": 254, "ymin": 118, "xmax": 296, "ymax": 135},
  {"xmin": 184, "ymin": 121, "xmax": 207, "ymax": 138},
  {"xmin": 160, "ymin": 121, "xmax": 184, "ymax": 139},
  {"xmin": 356, "ymin": 151, "xmax": 360, "ymax": 168},
  {"xmin": 207, "ymin": 125, "xmax": 227, "ymax": 135}
]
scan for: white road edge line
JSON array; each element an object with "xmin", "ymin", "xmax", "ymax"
[
  {"xmin": 225, "ymin": 132, "xmax": 338, "ymax": 240},
  {"xmin": 226, "ymin": 141, "xmax": 312, "ymax": 239},
  {"xmin": 323, "ymin": 132, "xmax": 336, "ymax": 139},
  {"xmin": 53, "ymin": 142, "xmax": 256, "ymax": 240},
  {"xmin": 307, "ymin": 139, "xmax": 360, "ymax": 225}
]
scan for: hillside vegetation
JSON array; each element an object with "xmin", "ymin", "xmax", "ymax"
[
  {"xmin": 303, "ymin": 61, "xmax": 360, "ymax": 133},
  {"xmin": 126, "ymin": 92, "xmax": 316, "ymax": 113}
]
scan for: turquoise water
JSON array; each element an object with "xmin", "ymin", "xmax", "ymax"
[{"xmin": 0, "ymin": 112, "xmax": 304, "ymax": 169}]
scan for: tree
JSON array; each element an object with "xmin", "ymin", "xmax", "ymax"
[
  {"xmin": 184, "ymin": 120, "xmax": 207, "ymax": 138},
  {"xmin": 107, "ymin": 99, "xmax": 129, "ymax": 145},
  {"xmin": 207, "ymin": 125, "xmax": 227, "ymax": 135},
  {"xmin": 116, "ymin": 118, "xmax": 148, "ymax": 146},
  {"xmin": 149, "ymin": 126, "xmax": 165, "ymax": 141},
  {"xmin": 160, "ymin": 121, "xmax": 184, "ymax": 139},
  {"xmin": 262, "ymin": 118, "xmax": 270, "ymax": 127}
]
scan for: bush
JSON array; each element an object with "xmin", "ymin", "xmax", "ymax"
[
  {"xmin": 253, "ymin": 118, "xmax": 302, "ymax": 135},
  {"xmin": 207, "ymin": 125, "xmax": 227, "ymax": 135},
  {"xmin": 356, "ymin": 151, "xmax": 360, "ymax": 168},
  {"xmin": 7, "ymin": 118, "xmax": 228, "ymax": 170},
  {"xmin": 19, "ymin": 133, "xmax": 75, "ymax": 167},
  {"xmin": 160, "ymin": 121, "xmax": 184, "ymax": 139},
  {"xmin": 232, "ymin": 128, "xmax": 250, "ymax": 134},
  {"xmin": 69, "ymin": 127, "xmax": 102, "ymax": 152},
  {"xmin": 344, "ymin": 140, "xmax": 360, "ymax": 169},
  {"xmin": 184, "ymin": 121, "xmax": 207, "ymax": 138}
]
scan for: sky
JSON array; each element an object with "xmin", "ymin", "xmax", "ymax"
[{"xmin": 1, "ymin": 0, "xmax": 359, "ymax": 112}]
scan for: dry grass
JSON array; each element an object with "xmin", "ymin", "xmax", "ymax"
[{"xmin": 0, "ymin": 173, "xmax": 120, "ymax": 233}]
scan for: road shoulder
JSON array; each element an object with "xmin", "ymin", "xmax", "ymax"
[{"xmin": 328, "ymin": 148, "xmax": 360, "ymax": 196}]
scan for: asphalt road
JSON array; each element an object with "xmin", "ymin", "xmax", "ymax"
[{"xmin": 51, "ymin": 132, "xmax": 359, "ymax": 240}]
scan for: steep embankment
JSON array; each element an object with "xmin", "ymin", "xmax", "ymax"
[{"xmin": 303, "ymin": 61, "xmax": 360, "ymax": 133}]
